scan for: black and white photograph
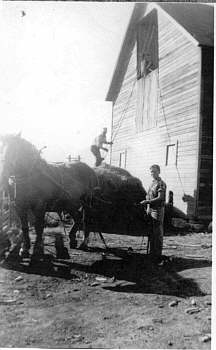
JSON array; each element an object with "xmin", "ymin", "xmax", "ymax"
[{"xmin": 0, "ymin": 2, "xmax": 214, "ymax": 349}]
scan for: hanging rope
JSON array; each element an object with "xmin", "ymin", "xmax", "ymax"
[
  {"xmin": 111, "ymin": 77, "xmax": 137, "ymax": 143},
  {"xmin": 108, "ymin": 67, "xmax": 185, "ymax": 197},
  {"xmin": 157, "ymin": 74, "xmax": 185, "ymax": 195}
]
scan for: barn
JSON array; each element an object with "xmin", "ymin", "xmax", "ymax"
[{"xmin": 106, "ymin": 3, "xmax": 213, "ymax": 221}]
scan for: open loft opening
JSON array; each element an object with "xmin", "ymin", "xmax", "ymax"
[
  {"xmin": 136, "ymin": 10, "xmax": 158, "ymax": 132},
  {"xmin": 137, "ymin": 9, "xmax": 158, "ymax": 79}
]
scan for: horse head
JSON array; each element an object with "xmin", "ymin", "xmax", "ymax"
[{"xmin": 0, "ymin": 134, "xmax": 41, "ymax": 189}]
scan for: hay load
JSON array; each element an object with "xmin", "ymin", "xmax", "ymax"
[
  {"xmin": 90, "ymin": 164, "xmax": 148, "ymax": 235},
  {"xmin": 94, "ymin": 164, "xmax": 146, "ymax": 204}
]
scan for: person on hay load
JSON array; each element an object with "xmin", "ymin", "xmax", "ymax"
[
  {"xmin": 91, "ymin": 127, "xmax": 113, "ymax": 167},
  {"xmin": 140, "ymin": 164, "xmax": 167, "ymax": 265}
]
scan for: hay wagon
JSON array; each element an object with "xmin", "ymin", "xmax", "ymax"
[
  {"xmin": 84, "ymin": 198, "xmax": 150, "ymax": 238},
  {"xmin": 66, "ymin": 164, "xmax": 153, "ymax": 251},
  {"xmin": 70, "ymin": 164, "xmax": 189, "ymax": 250}
]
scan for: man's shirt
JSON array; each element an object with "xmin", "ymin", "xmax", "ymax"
[
  {"xmin": 92, "ymin": 133, "xmax": 107, "ymax": 148},
  {"xmin": 147, "ymin": 177, "xmax": 166, "ymax": 221}
]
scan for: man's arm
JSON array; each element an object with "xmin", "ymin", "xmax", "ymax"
[
  {"xmin": 103, "ymin": 140, "xmax": 113, "ymax": 145},
  {"xmin": 100, "ymin": 138, "xmax": 113, "ymax": 151},
  {"xmin": 100, "ymin": 146, "xmax": 108, "ymax": 152},
  {"xmin": 140, "ymin": 190, "xmax": 165, "ymax": 206}
]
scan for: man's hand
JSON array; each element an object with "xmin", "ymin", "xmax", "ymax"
[
  {"xmin": 146, "ymin": 206, "xmax": 151, "ymax": 215},
  {"xmin": 140, "ymin": 200, "xmax": 149, "ymax": 206}
]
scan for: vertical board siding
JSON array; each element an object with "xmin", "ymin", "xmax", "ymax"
[
  {"xmin": 136, "ymin": 70, "xmax": 158, "ymax": 131},
  {"xmin": 197, "ymin": 47, "xmax": 213, "ymax": 219},
  {"xmin": 111, "ymin": 9, "xmax": 201, "ymax": 217}
]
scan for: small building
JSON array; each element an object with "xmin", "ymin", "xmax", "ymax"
[{"xmin": 106, "ymin": 3, "xmax": 213, "ymax": 221}]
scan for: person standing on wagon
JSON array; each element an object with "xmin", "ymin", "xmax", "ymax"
[
  {"xmin": 140, "ymin": 164, "xmax": 166, "ymax": 264},
  {"xmin": 91, "ymin": 127, "xmax": 113, "ymax": 167}
]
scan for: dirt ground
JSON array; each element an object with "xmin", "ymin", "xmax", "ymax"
[{"xmin": 0, "ymin": 227, "xmax": 212, "ymax": 349}]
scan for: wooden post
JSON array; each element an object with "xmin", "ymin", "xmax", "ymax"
[{"xmin": 67, "ymin": 155, "xmax": 72, "ymax": 163}]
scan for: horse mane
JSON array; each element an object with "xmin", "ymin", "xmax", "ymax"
[
  {"xmin": 2, "ymin": 134, "xmax": 40, "ymax": 153},
  {"xmin": 2, "ymin": 134, "xmax": 47, "ymax": 171}
]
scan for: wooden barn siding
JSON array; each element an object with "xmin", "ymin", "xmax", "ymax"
[
  {"xmin": 196, "ymin": 47, "xmax": 213, "ymax": 219},
  {"xmin": 111, "ymin": 11, "xmax": 201, "ymax": 217}
]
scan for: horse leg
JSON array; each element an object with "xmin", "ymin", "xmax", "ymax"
[
  {"xmin": 79, "ymin": 208, "xmax": 90, "ymax": 250},
  {"xmin": 68, "ymin": 210, "xmax": 82, "ymax": 249},
  {"xmin": 79, "ymin": 230, "xmax": 90, "ymax": 250},
  {"xmin": 32, "ymin": 210, "xmax": 45, "ymax": 260},
  {"xmin": 69, "ymin": 222, "xmax": 79, "ymax": 248},
  {"xmin": 55, "ymin": 233, "xmax": 70, "ymax": 260},
  {"xmin": 16, "ymin": 210, "xmax": 30, "ymax": 259}
]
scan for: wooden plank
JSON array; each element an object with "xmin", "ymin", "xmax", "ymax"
[{"xmin": 160, "ymin": 63, "xmax": 199, "ymax": 83}]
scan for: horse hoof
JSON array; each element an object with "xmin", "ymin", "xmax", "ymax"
[
  {"xmin": 32, "ymin": 253, "xmax": 44, "ymax": 261},
  {"xmin": 31, "ymin": 254, "xmax": 43, "ymax": 263},
  {"xmin": 56, "ymin": 247, "xmax": 70, "ymax": 260},
  {"xmin": 32, "ymin": 246, "xmax": 44, "ymax": 260}
]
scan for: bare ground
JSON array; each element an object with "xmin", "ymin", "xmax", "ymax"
[{"xmin": 0, "ymin": 228, "xmax": 212, "ymax": 349}]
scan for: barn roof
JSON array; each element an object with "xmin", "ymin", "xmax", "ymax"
[
  {"xmin": 159, "ymin": 3, "xmax": 213, "ymax": 47},
  {"xmin": 106, "ymin": 3, "xmax": 214, "ymax": 102}
]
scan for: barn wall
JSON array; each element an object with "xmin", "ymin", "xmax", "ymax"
[
  {"xmin": 157, "ymin": 11, "xmax": 201, "ymax": 217},
  {"xmin": 111, "ymin": 9, "xmax": 201, "ymax": 217},
  {"xmin": 196, "ymin": 47, "xmax": 213, "ymax": 219}
]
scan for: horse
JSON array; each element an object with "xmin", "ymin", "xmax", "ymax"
[{"xmin": 0, "ymin": 134, "xmax": 98, "ymax": 260}]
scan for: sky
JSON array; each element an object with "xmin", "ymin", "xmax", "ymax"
[{"xmin": 0, "ymin": 1, "xmax": 134, "ymax": 165}]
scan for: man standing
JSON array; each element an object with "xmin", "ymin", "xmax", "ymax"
[
  {"xmin": 91, "ymin": 128, "xmax": 113, "ymax": 167},
  {"xmin": 140, "ymin": 164, "xmax": 166, "ymax": 263}
]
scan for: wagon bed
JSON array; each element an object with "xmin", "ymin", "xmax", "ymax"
[{"xmin": 82, "ymin": 201, "xmax": 151, "ymax": 237}]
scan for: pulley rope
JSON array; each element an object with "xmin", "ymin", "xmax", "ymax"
[
  {"xmin": 158, "ymin": 75, "xmax": 185, "ymax": 195},
  {"xmin": 111, "ymin": 77, "xmax": 137, "ymax": 143}
]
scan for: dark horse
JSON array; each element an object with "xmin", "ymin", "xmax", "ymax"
[{"xmin": 0, "ymin": 134, "xmax": 98, "ymax": 259}]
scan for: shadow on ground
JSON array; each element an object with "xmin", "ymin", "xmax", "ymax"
[
  {"xmin": 1, "ymin": 254, "xmax": 75, "ymax": 280},
  {"xmin": 1, "ymin": 244, "xmax": 211, "ymax": 299},
  {"xmin": 79, "ymin": 246, "xmax": 211, "ymax": 297}
]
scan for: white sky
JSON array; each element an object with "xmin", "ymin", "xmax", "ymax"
[{"xmin": 0, "ymin": 1, "xmax": 134, "ymax": 164}]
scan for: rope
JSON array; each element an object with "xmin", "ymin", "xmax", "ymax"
[
  {"xmin": 158, "ymin": 75, "xmax": 185, "ymax": 195},
  {"xmin": 111, "ymin": 77, "xmax": 137, "ymax": 143}
]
